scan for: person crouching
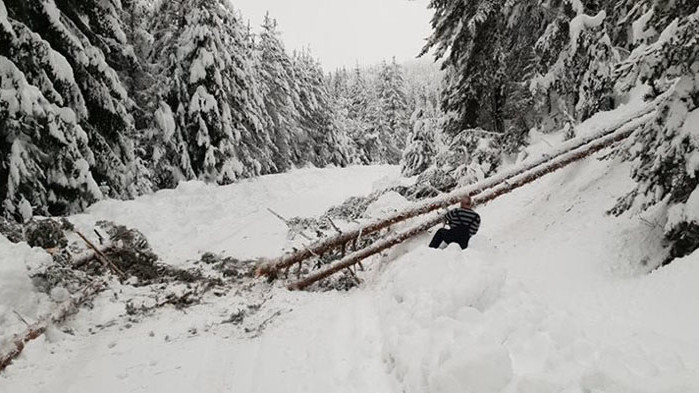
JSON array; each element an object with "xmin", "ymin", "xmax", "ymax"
[{"xmin": 428, "ymin": 195, "xmax": 480, "ymax": 250}]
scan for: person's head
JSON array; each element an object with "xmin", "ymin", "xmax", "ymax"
[{"xmin": 460, "ymin": 195, "xmax": 473, "ymax": 209}]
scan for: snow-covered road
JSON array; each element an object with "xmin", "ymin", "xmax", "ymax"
[
  {"xmin": 2, "ymin": 159, "xmax": 699, "ymax": 392},
  {"xmin": 70, "ymin": 165, "xmax": 401, "ymax": 265}
]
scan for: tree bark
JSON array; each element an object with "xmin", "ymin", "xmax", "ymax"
[{"xmin": 0, "ymin": 280, "xmax": 105, "ymax": 372}]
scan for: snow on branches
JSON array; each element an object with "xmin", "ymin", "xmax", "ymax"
[{"xmin": 613, "ymin": 7, "xmax": 699, "ymax": 264}]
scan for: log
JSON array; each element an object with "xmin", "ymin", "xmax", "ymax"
[
  {"xmin": 76, "ymin": 231, "xmax": 125, "ymax": 278},
  {"xmin": 287, "ymin": 113, "xmax": 652, "ymax": 290},
  {"xmin": 0, "ymin": 280, "xmax": 105, "ymax": 372},
  {"xmin": 71, "ymin": 241, "xmax": 116, "ymax": 268},
  {"xmin": 258, "ymin": 105, "xmax": 657, "ymax": 278},
  {"xmin": 327, "ymin": 217, "xmax": 342, "ymax": 234},
  {"xmin": 0, "ymin": 326, "xmax": 47, "ymax": 372},
  {"xmin": 267, "ymin": 208, "xmax": 312, "ymax": 241}
]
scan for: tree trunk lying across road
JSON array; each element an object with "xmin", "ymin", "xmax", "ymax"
[
  {"xmin": 257, "ymin": 104, "xmax": 657, "ymax": 279},
  {"xmin": 287, "ymin": 111, "xmax": 654, "ymax": 290},
  {"xmin": 0, "ymin": 280, "xmax": 105, "ymax": 373}
]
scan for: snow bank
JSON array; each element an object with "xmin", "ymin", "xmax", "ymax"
[
  {"xmin": 378, "ymin": 245, "xmax": 511, "ymax": 393},
  {"xmin": 0, "ymin": 237, "xmax": 53, "ymax": 354},
  {"xmin": 364, "ymin": 191, "xmax": 411, "ymax": 219},
  {"xmin": 375, "ymin": 151, "xmax": 699, "ymax": 392},
  {"xmin": 378, "ymin": 234, "xmax": 699, "ymax": 393}
]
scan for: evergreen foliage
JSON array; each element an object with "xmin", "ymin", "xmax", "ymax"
[
  {"xmin": 613, "ymin": 7, "xmax": 699, "ymax": 263},
  {"xmin": 149, "ymin": 0, "xmax": 274, "ymax": 184},
  {"xmin": 329, "ymin": 59, "xmax": 439, "ymax": 165},
  {"xmin": 0, "ymin": 0, "xmax": 357, "ymax": 220},
  {"xmin": 401, "ymin": 90, "xmax": 440, "ymax": 177},
  {"xmin": 1, "ymin": 0, "xmax": 141, "ymax": 220}
]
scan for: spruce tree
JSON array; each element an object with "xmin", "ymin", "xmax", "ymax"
[
  {"xmin": 0, "ymin": 48, "xmax": 100, "ymax": 219},
  {"xmin": 257, "ymin": 13, "xmax": 298, "ymax": 170},
  {"xmin": 1, "ymin": 0, "xmax": 144, "ymax": 219},
  {"xmin": 401, "ymin": 93, "xmax": 438, "ymax": 177},
  {"xmin": 613, "ymin": 7, "xmax": 699, "ymax": 264},
  {"xmin": 376, "ymin": 58, "xmax": 410, "ymax": 164},
  {"xmin": 291, "ymin": 50, "xmax": 350, "ymax": 167},
  {"xmin": 149, "ymin": 0, "xmax": 274, "ymax": 184}
]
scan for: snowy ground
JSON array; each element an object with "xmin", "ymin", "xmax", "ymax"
[{"xmin": 2, "ymin": 154, "xmax": 699, "ymax": 392}]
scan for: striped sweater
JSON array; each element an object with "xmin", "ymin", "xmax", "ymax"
[{"xmin": 446, "ymin": 208, "xmax": 481, "ymax": 236}]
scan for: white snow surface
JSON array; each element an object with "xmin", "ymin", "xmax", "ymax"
[
  {"xmin": 2, "ymin": 153, "xmax": 699, "ymax": 392},
  {"xmin": 70, "ymin": 165, "xmax": 400, "ymax": 266},
  {"xmin": 0, "ymin": 237, "xmax": 53, "ymax": 354}
]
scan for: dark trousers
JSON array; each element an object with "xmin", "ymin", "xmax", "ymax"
[{"xmin": 429, "ymin": 227, "xmax": 471, "ymax": 249}]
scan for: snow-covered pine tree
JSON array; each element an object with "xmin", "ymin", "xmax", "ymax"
[
  {"xmin": 330, "ymin": 67, "xmax": 350, "ymax": 99},
  {"xmin": 423, "ymin": 0, "xmax": 529, "ymax": 137},
  {"xmin": 531, "ymin": 5, "xmax": 619, "ymax": 134},
  {"xmin": 347, "ymin": 65, "xmax": 372, "ymax": 123},
  {"xmin": 342, "ymin": 65, "xmax": 376, "ymax": 164},
  {"xmin": 401, "ymin": 91, "xmax": 439, "ymax": 177},
  {"xmin": 1, "ymin": 0, "xmax": 144, "ymax": 219},
  {"xmin": 421, "ymin": 0, "xmax": 554, "ymax": 174},
  {"xmin": 149, "ymin": 0, "xmax": 274, "ymax": 184},
  {"xmin": 291, "ymin": 50, "xmax": 350, "ymax": 167},
  {"xmin": 0, "ymin": 35, "xmax": 100, "ymax": 220},
  {"xmin": 120, "ymin": 0, "xmax": 155, "ymax": 128},
  {"xmin": 328, "ymin": 67, "xmax": 364, "ymax": 165},
  {"xmin": 58, "ymin": 0, "xmax": 127, "ymax": 58},
  {"xmin": 144, "ymin": 100, "xmax": 195, "ymax": 189},
  {"xmin": 256, "ymin": 13, "xmax": 299, "ymax": 171},
  {"xmin": 604, "ymin": 0, "xmax": 654, "ymax": 51},
  {"xmin": 41, "ymin": 0, "xmax": 145, "ymax": 197},
  {"xmin": 376, "ymin": 57, "xmax": 410, "ymax": 164},
  {"xmin": 613, "ymin": 5, "xmax": 699, "ymax": 265}
]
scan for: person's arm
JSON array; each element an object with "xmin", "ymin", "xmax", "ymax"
[
  {"xmin": 445, "ymin": 209, "xmax": 455, "ymax": 226},
  {"xmin": 470, "ymin": 213, "xmax": 481, "ymax": 236}
]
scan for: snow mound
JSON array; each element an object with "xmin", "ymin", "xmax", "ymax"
[
  {"xmin": 0, "ymin": 237, "xmax": 53, "ymax": 354},
  {"xmin": 364, "ymin": 191, "xmax": 411, "ymax": 219},
  {"xmin": 378, "ymin": 245, "xmax": 510, "ymax": 393}
]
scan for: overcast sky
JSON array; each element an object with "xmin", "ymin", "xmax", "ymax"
[{"xmin": 231, "ymin": 0, "xmax": 434, "ymax": 71}]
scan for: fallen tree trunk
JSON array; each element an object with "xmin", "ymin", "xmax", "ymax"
[
  {"xmin": 288, "ymin": 112, "xmax": 653, "ymax": 290},
  {"xmin": 75, "ymin": 231, "xmax": 125, "ymax": 277},
  {"xmin": 71, "ymin": 242, "xmax": 115, "ymax": 268},
  {"xmin": 0, "ymin": 280, "xmax": 105, "ymax": 372},
  {"xmin": 258, "ymin": 105, "xmax": 657, "ymax": 278}
]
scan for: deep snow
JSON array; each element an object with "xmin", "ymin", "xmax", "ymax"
[{"xmin": 1, "ymin": 154, "xmax": 699, "ymax": 393}]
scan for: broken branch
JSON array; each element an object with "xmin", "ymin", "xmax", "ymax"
[{"xmin": 76, "ymin": 231, "xmax": 125, "ymax": 278}]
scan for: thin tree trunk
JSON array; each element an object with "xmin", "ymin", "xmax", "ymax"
[{"xmin": 0, "ymin": 280, "xmax": 105, "ymax": 372}]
